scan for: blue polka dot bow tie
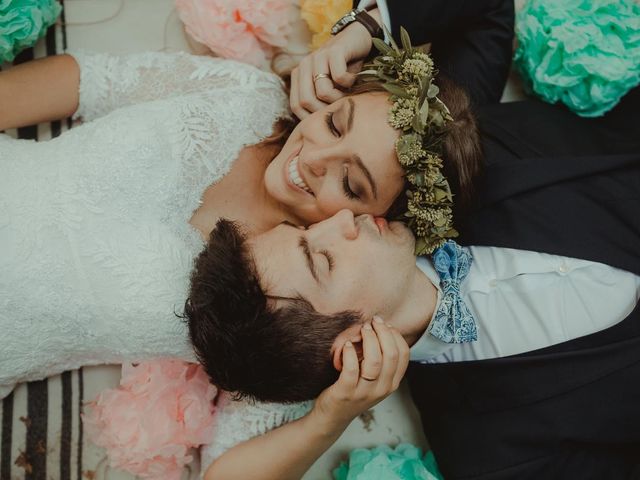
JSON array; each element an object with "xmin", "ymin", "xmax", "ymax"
[{"xmin": 427, "ymin": 240, "xmax": 478, "ymax": 344}]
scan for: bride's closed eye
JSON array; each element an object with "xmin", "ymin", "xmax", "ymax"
[{"xmin": 325, "ymin": 112, "xmax": 340, "ymax": 137}]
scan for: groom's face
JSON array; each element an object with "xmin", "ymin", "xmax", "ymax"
[{"xmin": 249, "ymin": 210, "xmax": 417, "ymax": 319}]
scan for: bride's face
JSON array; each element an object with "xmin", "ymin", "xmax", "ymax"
[{"xmin": 264, "ymin": 93, "xmax": 404, "ymax": 225}]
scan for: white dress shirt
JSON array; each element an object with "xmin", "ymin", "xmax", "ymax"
[{"xmin": 410, "ymin": 246, "xmax": 640, "ymax": 363}]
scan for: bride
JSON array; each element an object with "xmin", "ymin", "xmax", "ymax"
[{"xmin": 0, "ymin": 12, "xmax": 481, "ymax": 397}]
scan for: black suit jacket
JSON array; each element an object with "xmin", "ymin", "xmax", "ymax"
[{"xmin": 374, "ymin": 1, "xmax": 640, "ymax": 478}]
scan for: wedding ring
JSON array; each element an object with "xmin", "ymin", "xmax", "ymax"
[
  {"xmin": 313, "ymin": 73, "xmax": 331, "ymax": 83},
  {"xmin": 360, "ymin": 375, "xmax": 377, "ymax": 381}
]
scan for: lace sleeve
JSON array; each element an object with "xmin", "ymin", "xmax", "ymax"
[
  {"xmin": 69, "ymin": 50, "xmax": 284, "ymax": 122},
  {"xmin": 200, "ymin": 392, "xmax": 313, "ymax": 477}
]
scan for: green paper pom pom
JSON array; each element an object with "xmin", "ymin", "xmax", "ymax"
[
  {"xmin": 333, "ymin": 444, "xmax": 444, "ymax": 480},
  {"xmin": 0, "ymin": 0, "xmax": 62, "ymax": 64},
  {"xmin": 514, "ymin": 0, "xmax": 640, "ymax": 117}
]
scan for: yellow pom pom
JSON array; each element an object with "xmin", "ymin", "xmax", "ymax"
[{"xmin": 300, "ymin": 0, "xmax": 351, "ymax": 50}]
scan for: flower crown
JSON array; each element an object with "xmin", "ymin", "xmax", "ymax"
[{"xmin": 358, "ymin": 28, "xmax": 457, "ymax": 255}]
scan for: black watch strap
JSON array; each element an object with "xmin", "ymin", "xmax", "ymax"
[
  {"xmin": 355, "ymin": 10, "xmax": 384, "ymax": 40},
  {"xmin": 331, "ymin": 8, "xmax": 384, "ymax": 40}
]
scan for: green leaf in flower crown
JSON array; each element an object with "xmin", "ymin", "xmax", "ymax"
[
  {"xmin": 412, "ymin": 113, "xmax": 425, "ymax": 134},
  {"xmin": 427, "ymin": 83, "xmax": 440, "ymax": 99},
  {"xmin": 417, "ymin": 77, "xmax": 428, "ymax": 105},
  {"xmin": 434, "ymin": 187, "xmax": 449, "ymax": 201},
  {"xmin": 414, "ymin": 237, "xmax": 429, "ymax": 256},
  {"xmin": 383, "ymin": 83, "xmax": 410, "ymax": 98},
  {"xmin": 400, "ymin": 27, "xmax": 412, "ymax": 52},
  {"xmin": 418, "ymin": 99, "xmax": 430, "ymax": 126},
  {"xmin": 372, "ymin": 37, "xmax": 393, "ymax": 55},
  {"xmin": 379, "ymin": 72, "xmax": 397, "ymax": 82},
  {"xmin": 429, "ymin": 109, "xmax": 444, "ymax": 128}
]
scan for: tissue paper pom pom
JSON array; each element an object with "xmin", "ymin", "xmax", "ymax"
[
  {"xmin": 0, "ymin": 0, "xmax": 61, "ymax": 63},
  {"xmin": 83, "ymin": 360, "xmax": 217, "ymax": 480},
  {"xmin": 514, "ymin": 0, "xmax": 640, "ymax": 117},
  {"xmin": 175, "ymin": 0, "xmax": 295, "ymax": 68},
  {"xmin": 333, "ymin": 444, "xmax": 444, "ymax": 480},
  {"xmin": 300, "ymin": 0, "xmax": 351, "ymax": 50}
]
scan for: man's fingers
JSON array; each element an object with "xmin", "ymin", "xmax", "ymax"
[
  {"xmin": 298, "ymin": 57, "xmax": 326, "ymax": 113},
  {"xmin": 290, "ymin": 68, "xmax": 308, "ymax": 119},
  {"xmin": 359, "ymin": 322, "xmax": 382, "ymax": 381},
  {"xmin": 313, "ymin": 54, "xmax": 343, "ymax": 103},
  {"xmin": 329, "ymin": 50, "xmax": 357, "ymax": 88}
]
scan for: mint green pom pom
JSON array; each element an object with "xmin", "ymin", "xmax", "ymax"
[
  {"xmin": 0, "ymin": 0, "xmax": 62, "ymax": 63},
  {"xmin": 514, "ymin": 0, "xmax": 640, "ymax": 117},
  {"xmin": 333, "ymin": 444, "xmax": 444, "ymax": 480}
]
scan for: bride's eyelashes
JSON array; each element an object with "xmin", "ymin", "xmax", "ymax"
[
  {"xmin": 342, "ymin": 166, "xmax": 360, "ymax": 200},
  {"xmin": 325, "ymin": 112, "xmax": 340, "ymax": 137},
  {"xmin": 324, "ymin": 110, "xmax": 361, "ymax": 201}
]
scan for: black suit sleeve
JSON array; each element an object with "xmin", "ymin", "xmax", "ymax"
[{"xmin": 383, "ymin": 0, "xmax": 515, "ymax": 107}]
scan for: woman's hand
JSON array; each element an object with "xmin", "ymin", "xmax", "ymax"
[
  {"xmin": 311, "ymin": 316, "xmax": 410, "ymax": 431},
  {"xmin": 290, "ymin": 8, "xmax": 382, "ymax": 119}
]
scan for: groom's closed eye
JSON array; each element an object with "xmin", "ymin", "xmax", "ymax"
[
  {"xmin": 300, "ymin": 236, "xmax": 319, "ymax": 282},
  {"xmin": 299, "ymin": 237, "xmax": 334, "ymax": 283}
]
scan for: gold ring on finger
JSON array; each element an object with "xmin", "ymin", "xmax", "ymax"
[
  {"xmin": 313, "ymin": 73, "xmax": 331, "ymax": 83},
  {"xmin": 360, "ymin": 375, "xmax": 377, "ymax": 381}
]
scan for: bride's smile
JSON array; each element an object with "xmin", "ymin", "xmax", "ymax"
[{"xmin": 263, "ymin": 94, "xmax": 404, "ymax": 224}]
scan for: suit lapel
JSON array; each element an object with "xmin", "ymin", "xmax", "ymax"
[{"xmin": 459, "ymin": 152, "xmax": 640, "ymax": 276}]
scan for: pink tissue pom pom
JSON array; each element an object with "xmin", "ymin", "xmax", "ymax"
[
  {"xmin": 175, "ymin": 0, "xmax": 296, "ymax": 68},
  {"xmin": 83, "ymin": 360, "xmax": 218, "ymax": 480}
]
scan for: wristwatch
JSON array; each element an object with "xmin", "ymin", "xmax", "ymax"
[{"xmin": 331, "ymin": 8, "xmax": 384, "ymax": 40}]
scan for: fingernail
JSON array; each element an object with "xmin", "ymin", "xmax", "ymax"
[
  {"xmin": 363, "ymin": 323, "xmax": 373, "ymax": 331},
  {"xmin": 345, "ymin": 341, "xmax": 353, "ymax": 347},
  {"xmin": 387, "ymin": 323, "xmax": 393, "ymax": 328},
  {"xmin": 373, "ymin": 316, "xmax": 384, "ymax": 324}
]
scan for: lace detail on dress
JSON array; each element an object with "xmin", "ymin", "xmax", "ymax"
[
  {"xmin": 72, "ymin": 51, "xmax": 284, "ymax": 122},
  {"xmin": 200, "ymin": 392, "xmax": 313, "ymax": 475},
  {"xmin": 0, "ymin": 51, "xmax": 290, "ymax": 394}
]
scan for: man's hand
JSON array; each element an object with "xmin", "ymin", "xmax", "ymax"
[
  {"xmin": 311, "ymin": 316, "xmax": 410, "ymax": 431},
  {"xmin": 290, "ymin": 8, "xmax": 382, "ymax": 119}
]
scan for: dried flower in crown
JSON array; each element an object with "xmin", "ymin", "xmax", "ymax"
[{"xmin": 357, "ymin": 27, "xmax": 456, "ymax": 255}]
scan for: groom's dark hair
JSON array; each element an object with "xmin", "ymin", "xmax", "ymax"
[{"xmin": 183, "ymin": 219, "xmax": 360, "ymax": 403}]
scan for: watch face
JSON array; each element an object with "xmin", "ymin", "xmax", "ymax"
[{"xmin": 331, "ymin": 9, "xmax": 359, "ymax": 35}]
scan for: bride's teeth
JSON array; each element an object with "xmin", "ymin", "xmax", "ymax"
[{"xmin": 288, "ymin": 156, "xmax": 312, "ymax": 194}]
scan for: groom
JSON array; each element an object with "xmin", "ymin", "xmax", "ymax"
[
  {"xmin": 188, "ymin": 139, "xmax": 640, "ymax": 477},
  {"xmin": 188, "ymin": 77, "xmax": 640, "ymax": 478}
]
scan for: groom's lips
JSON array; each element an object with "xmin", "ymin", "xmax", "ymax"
[{"xmin": 374, "ymin": 217, "xmax": 388, "ymax": 233}]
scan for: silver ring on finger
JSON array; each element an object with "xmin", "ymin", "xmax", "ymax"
[{"xmin": 313, "ymin": 73, "xmax": 331, "ymax": 84}]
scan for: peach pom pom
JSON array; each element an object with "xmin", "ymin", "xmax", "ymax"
[
  {"xmin": 175, "ymin": 0, "xmax": 296, "ymax": 68},
  {"xmin": 83, "ymin": 360, "xmax": 217, "ymax": 480}
]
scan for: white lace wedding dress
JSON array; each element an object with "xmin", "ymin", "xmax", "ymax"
[{"xmin": 0, "ymin": 52, "xmax": 311, "ymax": 436}]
